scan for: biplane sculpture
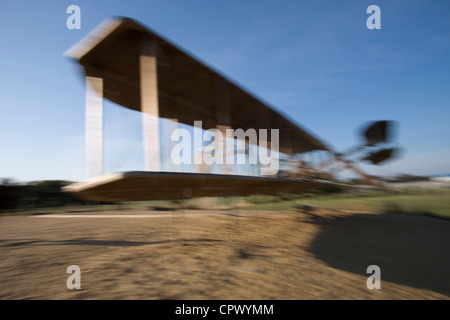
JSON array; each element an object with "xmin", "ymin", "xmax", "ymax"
[{"xmin": 62, "ymin": 17, "xmax": 398, "ymax": 202}]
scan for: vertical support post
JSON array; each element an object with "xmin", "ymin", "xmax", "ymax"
[
  {"xmin": 279, "ymin": 147, "xmax": 293, "ymax": 177},
  {"xmin": 140, "ymin": 55, "xmax": 161, "ymax": 172},
  {"xmin": 216, "ymin": 125, "xmax": 232, "ymax": 174},
  {"xmin": 259, "ymin": 134, "xmax": 270, "ymax": 176},
  {"xmin": 193, "ymin": 121, "xmax": 206, "ymax": 173},
  {"xmin": 214, "ymin": 76, "xmax": 233, "ymax": 175},
  {"xmin": 165, "ymin": 118, "xmax": 181, "ymax": 172},
  {"xmin": 85, "ymin": 76, "xmax": 103, "ymax": 178}
]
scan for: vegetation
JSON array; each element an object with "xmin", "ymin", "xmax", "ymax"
[
  {"xmin": 1, "ymin": 178, "xmax": 449, "ymax": 221},
  {"xmin": 239, "ymin": 189, "xmax": 450, "ymax": 220},
  {"xmin": 0, "ymin": 179, "xmax": 106, "ymax": 214}
]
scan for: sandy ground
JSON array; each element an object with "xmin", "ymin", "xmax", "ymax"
[{"xmin": 0, "ymin": 207, "xmax": 449, "ymax": 300}]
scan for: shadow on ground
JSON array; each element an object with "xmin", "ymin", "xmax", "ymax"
[
  {"xmin": 0, "ymin": 238, "xmax": 222, "ymax": 247},
  {"xmin": 303, "ymin": 207, "xmax": 450, "ymax": 297}
]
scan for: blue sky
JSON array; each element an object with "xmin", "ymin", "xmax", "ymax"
[{"xmin": 0, "ymin": 0, "xmax": 449, "ymax": 182}]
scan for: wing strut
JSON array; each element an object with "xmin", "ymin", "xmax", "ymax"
[{"xmin": 85, "ymin": 76, "xmax": 104, "ymax": 178}]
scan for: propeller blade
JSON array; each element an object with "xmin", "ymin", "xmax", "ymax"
[
  {"xmin": 363, "ymin": 148, "xmax": 397, "ymax": 165},
  {"xmin": 363, "ymin": 120, "xmax": 392, "ymax": 146}
]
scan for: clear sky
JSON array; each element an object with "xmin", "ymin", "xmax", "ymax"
[{"xmin": 0, "ymin": 0, "xmax": 449, "ymax": 182}]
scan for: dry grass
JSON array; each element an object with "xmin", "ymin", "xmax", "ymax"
[{"xmin": 0, "ymin": 207, "xmax": 449, "ymax": 299}]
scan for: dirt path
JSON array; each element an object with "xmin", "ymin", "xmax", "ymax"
[{"xmin": 0, "ymin": 207, "xmax": 449, "ymax": 299}]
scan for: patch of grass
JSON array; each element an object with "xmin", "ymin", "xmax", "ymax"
[
  {"xmin": 241, "ymin": 189, "xmax": 450, "ymax": 220},
  {"xmin": 6, "ymin": 188, "xmax": 450, "ymax": 221}
]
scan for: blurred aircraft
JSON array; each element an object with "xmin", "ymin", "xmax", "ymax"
[{"xmin": 62, "ymin": 18, "xmax": 399, "ymax": 202}]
